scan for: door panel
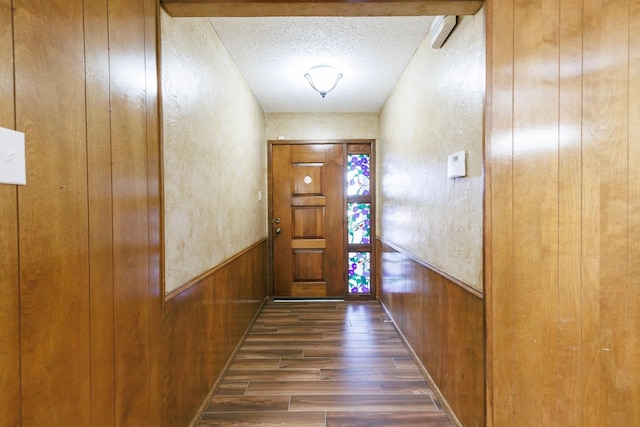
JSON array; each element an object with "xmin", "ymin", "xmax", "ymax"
[
  {"xmin": 293, "ymin": 207, "xmax": 324, "ymax": 237},
  {"xmin": 272, "ymin": 144, "xmax": 344, "ymax": 297}
]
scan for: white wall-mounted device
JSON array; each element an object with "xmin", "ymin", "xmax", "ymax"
[
  {"xmin": 431, "ymin": 15, "xmax": 457, "ymax": 49},
  {"xmin": 0, "ymin": 126, "xmax": 26, "ymax": 185},
  {"xmin": 447, "ymin": 150, "xmax": 466, "ymax": 179}
]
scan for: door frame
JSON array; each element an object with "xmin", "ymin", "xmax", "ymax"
[{"xmin": 267, "ymin": 139, "xmax": 376, "ymax": 300}]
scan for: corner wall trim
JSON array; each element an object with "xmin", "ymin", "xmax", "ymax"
[
  {"xmin": 378, "ymin": 238, "xmax": 483, "ymax": 299},
  {"xmin": 165, "ymin": 238, "xmax": 268, "ymax": 301}
]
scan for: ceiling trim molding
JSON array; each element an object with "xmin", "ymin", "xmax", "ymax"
[{"xmin": 161, "ymin": 0, "xmax": 484, "ymax": 18}]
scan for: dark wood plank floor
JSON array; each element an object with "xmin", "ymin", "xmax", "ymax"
[{"xmin": 197, "ymin": 300, "xmax": 453, "ymax": 426}]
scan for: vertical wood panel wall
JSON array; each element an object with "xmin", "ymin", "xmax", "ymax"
[
  {"xmin": 0, "ymin": 0, "xmax": 161, "ymax": 425},
  {"xmin": 486, "ymin": 0, "xmax": 640, "ymax": 424},
  {"xmin": 163, "ymin": 241, "xmax": 268, "ymax": 427},
  {"xmin": 0, "ymin": 0, "xmax": 20, "ymax": 425},
  {"xmin": 15, "ymin": 1, "xmax": 92, "ymax": 423},
  {"xmin": 85, "ymin": 0, "xmax": 117, "ymax": 423},
  {"xmin": 378, "ymin": 241, "xmax": 485, "ymax": 427}
]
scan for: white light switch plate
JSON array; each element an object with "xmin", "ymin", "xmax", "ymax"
[
  {"xmin": 447, "ymin": 150, "xmax": 466, "ymax": 179},
  {"xmin": 0, "ymin": 127, "xmax": 26, "ymax": 185}
]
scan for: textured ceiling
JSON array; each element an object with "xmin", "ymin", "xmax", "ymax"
[{"xmin": 208, "ymin": 16, "xmax": 433, "ymax": 113}]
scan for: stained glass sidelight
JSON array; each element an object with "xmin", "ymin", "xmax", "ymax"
[
  {"xmin": 347, "ymin": 202, "xmax": 371, "ymax": 244},
  {"xmin": 346, "ymin": 148, "xmax": 373, "ymax": 295},
  {"xmin": 348, "ymin": 252, "xmax": 371, "ymax": 294},
  {"xmin": 347, "ymin": 154, "xmax": 370, "ymax": 196}
]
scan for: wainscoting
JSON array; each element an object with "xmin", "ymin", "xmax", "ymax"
[
  {"xmin": 378, "ymin": 240, "xmax": 485, "ymax": 427},
  {"xmin": 163, "ymin": 240, "xmax": 268, "ymax": 427}
]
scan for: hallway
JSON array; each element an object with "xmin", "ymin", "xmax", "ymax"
[{"xmin": 197, "ymin": 301, "xmax": 452, "ymax": 426}]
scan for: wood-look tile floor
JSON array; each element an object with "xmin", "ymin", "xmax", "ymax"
[{"xmin": 197, "ymin": 300, "xmax": 453, "ymax": 426}]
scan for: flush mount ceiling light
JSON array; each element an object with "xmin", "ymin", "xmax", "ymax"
[{"xmin": 304, "ymin": 65, "xmax": 343, "ymax": 98}]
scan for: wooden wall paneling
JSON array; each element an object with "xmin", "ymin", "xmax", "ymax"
[
  {"xmin": 0, "ymin": 1, "xmax": 20, "ymax": 425},
  {"xmin": 181, "ymin": 282, "xmax": 209, "ymax": 427},
  {"xmin": 164, "ymin": 284, "xmax": 214, "ymax": 427},
  {"xmin": 164, "ymin": 277, "xmax": 203, "ymax": 427},
  {"xmin": 163, "ymin": 241, "xmax": 268, "ymax": 426},
  {"xmin": 230, "ymin": 260, "xmax": 247, "ymax": 341},
  {"xmin": 15, "ymin": 0, "xmax": 93, "ymax": 416},
  {"xmin": 512, "ymin": 0, "xmax": 560, "ymax": 424},
  {"xmin": 0, "ymin": 1, "xmax": 14, "ymax": 122},
  {"xmin": 419, "ymin": 267, "xmax": 443, "ymax": 388},
  {"xmin": 162, "ymin": 292, "xmax": 180, "ymax": 427},
  {"xmin": 108, "ymin": 0, "xmax": 152, "ymax": 422},
  {"xmin": 485, "ymin": 0, "xmax": 515, "ymax": 424},
  {"xmin": 254, "ymin": 242, "xmax": 268, "ymax": 307},
  {"xmin": 557, "ymin": 0, "xmax": 584, "ymax": 424},
  {"xmin": 83, "ymin": 0, "xmax": 116, "ymax": 423},
  {"xmin": 382, "ymin": 249, "xmax": 402, "ymax": 331},
  {"xmin": 144, "ymin": 0, "xmax": 163, "ymax": 424},
  {"xmin": 397, "ymin": 254, "xmax": 408, "ymax": 331},
  {"xmin": 441, "ymin": 279, "xmax": 484, "ymax": 427},
  {"xmin": 481, "ymin": 4, "xmax": 493, "ymax": 426},
  {"xmin": 206, "ymin": 270, "xmax": 222, "ymax": 398},
  {"xmin": 378, "ymin": 247, "xmax": 391, "ymax": 314},
  {"xmin": 164, "ymin": 278, "xmax": 214, "ymax": 427},
  {"xmin": 14, "ymin": 1, "xmax": 92, "ymax": 425},
  {"xmin": 403, "ymin": 259, "xmax": 422, "ymax": 359},
  {"xmin": 379, "ymin": 242, "xmax": 484, "ymax": 427},
  {"xmin": 629, "ymin": 3, "xmax": 640, "ymax": 423},
  {"xmin": 582, "ymin": 1, "xmax": 630, "ymax": 424},
  {"xmin": 214, "ymin": 266, "xmax": 234, "ymax": 372},
  {"xmin": 488, "ymin": 0, "xmax": 639, "ymax": 423},
  {"xmin": 402, "ymin": 257, "xmax": 411, "ymax": 333},
  {"xmin": 392, "ymin": 253, "xmax": 403, "ymax": 327}
]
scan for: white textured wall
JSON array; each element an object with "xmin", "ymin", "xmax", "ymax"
[
  {"xmin": 265, "ymin": 113, "xmax": 378, "ymax": 140},
  {"xmin": 378, "ymin": 12, "xmax": 484, "ymax": 290},
  {"xmin": 161, "ymin": 11, "xmax": 267, "ymax": 293}
]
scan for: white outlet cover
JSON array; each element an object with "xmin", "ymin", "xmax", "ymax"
[{"xmin": 0, "ymin": 127, "xmax": 26, "ymax": 185}]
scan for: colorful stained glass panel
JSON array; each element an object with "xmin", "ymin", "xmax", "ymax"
[
  {"xmin": 347, "ymin": 154, "xmax": 370, "ymax": 196},
  {"xmin": 348, "ymin": 252, "xmax": 371, "ymax": 294},
  {"xmin": 348, "ymin": 202, "xmax": 371, "ymax": 244}
]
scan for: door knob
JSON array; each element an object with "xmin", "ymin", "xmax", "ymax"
[
  {"xmin": 274, "ymin": 227, "xmax": 282, "ymax": 234},
  {"xmin": 274, "ymin": 217, "xmax": 281, "ymax": 224}
]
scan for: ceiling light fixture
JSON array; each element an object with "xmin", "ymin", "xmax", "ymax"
[{"xmin": 304, "ymin": 65, "xmax": 343, "ymax": 98}]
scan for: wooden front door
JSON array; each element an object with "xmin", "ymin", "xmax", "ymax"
[{"xmin": 271, "ymin": 144, "xmax": 344, "ymax": 298}]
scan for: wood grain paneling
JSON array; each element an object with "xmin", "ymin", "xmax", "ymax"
[
  {"xmin": 164, "ymin": 240, "xmax": 268, "ymax": 427},
  {"xmin": 161, "ymin": 0, "xmax": 484, "ymax": 18},
  {"xmin": 144, "ymin": 0, "xmax": 164, "ymax": 425},
  {"xmin": 583, "ymin": 1, "xmax": 629, "ymax": 424},
  {"xmin": 630, "ymin": 3, "xmax": 640, "ymax": 423},
  {"xmin": 378, "ymin": 241, "xmax": 484, "ymax": 427},
  {"xmin": 0, "ymin": 0, "xmax": 20, "ymax": 425},
  {"xmin": 84, "ymin": 0, "xmax": 116, "ymax": 423},
  {"xmin": 109, "ymin": 0, "xmax": 154, "ymax": 422},
  {"xmin": 1, "ymin": 0, "xmax": 161, "ymax": 425},
  {"xmin": 557, "ymin": 0, "xmax": 583, "ymax": 425},
  {"xmin": 512, "ymin": 0, "xmax": 560, "ymax": 424},
  {"xmin": 14, "ymin": 1, "xmax": 92, "ymax": 424},
  {"xmin": 484, "ymin": 0, "xmax": 513, "ymax": 423},
  {"xmin": 486, "ymin": 0, "xmax": 640, "ymax": 424}
]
